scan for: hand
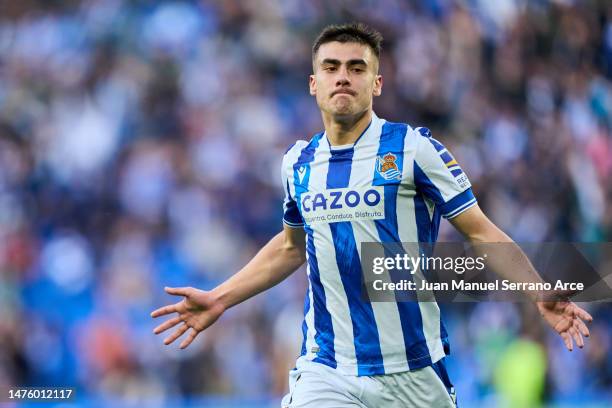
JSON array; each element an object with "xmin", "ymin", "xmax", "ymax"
[
  {"xmin": 151, "ymin": 286, "xmax": 225, "ymax": 349},
  {"xmin": 536, "ymin": 299, "xmax": 593, "ymax": 351}
]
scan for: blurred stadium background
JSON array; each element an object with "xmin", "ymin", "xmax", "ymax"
[{"xmin": 0, "ymin": 0, "xmax": 611, "ymax": 407}]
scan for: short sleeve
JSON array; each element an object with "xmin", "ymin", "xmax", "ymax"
[
  {"xmin": 281, "ymin": 145, "xmax": 305, "ymax": 228},
  {"xmin": 413, "ymin": 128, "xmax": 477, "ymax": 219}
]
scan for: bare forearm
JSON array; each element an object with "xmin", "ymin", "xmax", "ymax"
[
  {"xmin": 451, "ymin": 206, "xmax": 546, "ymax": 300},
  {"xmin": 466, "ymin": 222, "xmax": 546, "ymax": 300},
  {"xmin": 464, "ymin": 218, "xmax": 594, "ymax": 349},
  {"xmin": 211, "ymin": 230, "xmax": 306, "ymax": 309}
]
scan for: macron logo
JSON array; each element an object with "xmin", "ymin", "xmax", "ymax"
[{"xmin": 297, "ymin": 166, "xmax": 307, "ymax": 184}]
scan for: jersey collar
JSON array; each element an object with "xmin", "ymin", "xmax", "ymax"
[{"xmin": 323, "ymin": 111, "xmax": 383, "ymax": 151}]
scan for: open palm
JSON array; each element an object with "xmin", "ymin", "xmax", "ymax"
[
  {"xmin": 151, "ymin": 286, "xmax": 225, "ymax": 349},
  {"xmin": 537, "ymin": 300, "xmax": 592, "ymax": 351}
]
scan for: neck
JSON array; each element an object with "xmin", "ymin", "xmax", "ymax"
[{"xmin": 322, "ymin": 109, "xmax": 373, "ymax": 146}]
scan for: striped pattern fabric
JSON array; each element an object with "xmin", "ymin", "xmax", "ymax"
[{"xmin": 281, "ymin": 113, "xmax": 476, "ymax": 376}]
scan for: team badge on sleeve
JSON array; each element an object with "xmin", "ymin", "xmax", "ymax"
[{"xmin": 376, "ymin": 152, "xmax": 401, "ymax": 181}]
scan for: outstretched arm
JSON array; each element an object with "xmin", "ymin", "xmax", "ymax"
[
  {"xmin": 151, "ymin": 224, "xmax": 306, "ymax": 349},
  {"xmin": 449, "ymin": 204, "xmax": 593, "ymax": 351}
]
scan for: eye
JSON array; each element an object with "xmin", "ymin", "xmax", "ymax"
[
  {"xmin": 352, "ymin": 67, "xmax": 365, "ymax": 73},
  {"xmin": 324, "ymin": 66, "xmax": 337, "ymax": 72}
]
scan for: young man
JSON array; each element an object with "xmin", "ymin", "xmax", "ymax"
[{"xmin": 151, "ymin": 23, "xmax": 592, "ymax": 407}]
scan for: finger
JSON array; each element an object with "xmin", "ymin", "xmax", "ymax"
[
  {"xmin": 179, "ymin": 328, "xmax": 200, "ymax": 349},
  {"xmin": 573, "ymin": 306, "xmax": 593, "ymax": 322},
  {"xmin": 569, "ymin": 326, "xmax": 584, "ymax": 349},
  {"xmin": 165, "ymin": 286, "xmax": 191, "ymax": 297},
  {"xmin": 151, "ymin": 303, "xmax": 180, "ymax": 318},
  {"xmin": 164, "ymin": 324, "xmax": 189, "ymax": 345},
  {"xmin": 574, "ymin": 318, "xmax": 590, "ymax": 338},
  {"xmin": 153, "ymin": 316, "xmax": 182, "ymax": 335},
  {"xmin": 560, "ymin": 331, "xmax": 573, "ymax": 351}
]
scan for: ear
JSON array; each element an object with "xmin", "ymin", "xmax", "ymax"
[
  {"xmin": 309, "ymin": 74, "xmax": 316, "ymax": 96},
  {"xmin": 373, "ymin": 74, "xmax": 383, "ymax": 97}
]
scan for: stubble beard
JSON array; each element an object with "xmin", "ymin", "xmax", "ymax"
[{"xmin": 329, "ymin": 95, "xmax": 355, "ymax": 116}]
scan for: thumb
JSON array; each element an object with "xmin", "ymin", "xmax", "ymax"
[{"xmin": 165, "ymin": 286, "xmax": 192, "ymax": 297}]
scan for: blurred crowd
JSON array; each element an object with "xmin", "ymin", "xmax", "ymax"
[{"xmin": 0, "ymin": 0, "xmax": 611, "ymax": 406}]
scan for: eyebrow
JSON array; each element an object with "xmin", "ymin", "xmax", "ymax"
[{"xmin": 320, "ymin": 58, "xmax": 368, "ymax": 66}]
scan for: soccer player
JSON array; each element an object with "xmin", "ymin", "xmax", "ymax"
[{"xmin": 151, "ymin": 23, "xmax": 593, "ymax": 407}]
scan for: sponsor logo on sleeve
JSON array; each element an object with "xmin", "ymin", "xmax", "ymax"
[{"xmin": 440, "ymin": 150, "xmax": 470, "ymax": 189}]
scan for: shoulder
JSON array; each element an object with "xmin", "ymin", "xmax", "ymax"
[
  {"xmin": 376, "ymin": 119, "xmax": 416, "ymax": 144},
  {"xmin": 412, "ymin": 126, "xmax": 446, "ymax": 153},
  {"xmin": 379, "ymin": 118, "xmax": 430, "ymax": 139},
  {"xmin": 281, "ymin": 139, "xmax": 310, "ymax": 171},
  {"xmin": 415, "ymin": 126, "xmax": 432, "ymax": 138},
  {"xmin": 378, "ymin": 119, "xmax": 435, "ymax": 150},
  {"xmin": 283, "ymin": 131, "xmax": 326, "ymax": 159},
  {"xmin": 283, "ymin": 139, "xmax": 308, "ymax": 155}
]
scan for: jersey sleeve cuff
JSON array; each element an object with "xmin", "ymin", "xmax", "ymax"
[
  {"xmin": 440, "ymin": 188, "xmax": 477, "ymax": 219},
  {"xmin": 283, "ymin": 218, "xmax": 305, "ymax": 228}
]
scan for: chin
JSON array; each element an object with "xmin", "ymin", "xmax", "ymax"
[
  {"xmin": 330, "ymin": 103, "xmax": 355, "ymax": 116},
  {"xmin": 333, "ymin": 108, "xmax": 353, "ymax": 116}
]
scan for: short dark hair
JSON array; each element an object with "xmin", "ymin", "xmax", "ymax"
[{"xmin": 312, "ymin": 22, "xmax": 383, "ymax": 60}]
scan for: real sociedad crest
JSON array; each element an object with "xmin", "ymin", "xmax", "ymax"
[{"xmin": 376, "ymin": 152, "xmax": 401, "ymax": 181}]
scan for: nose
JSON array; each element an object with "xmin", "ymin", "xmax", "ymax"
[
  {"xmin": 335, "ymin": 66, "xmax": 351, "ymax": 87},
  {"xmin": 336, "ymin": 77, "xmax": 350, "ymax": 87}
]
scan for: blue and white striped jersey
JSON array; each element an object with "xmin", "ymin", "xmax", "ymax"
[{"xmin": 281, "ymin": 112, "xmax": 477, "ymax": 376}]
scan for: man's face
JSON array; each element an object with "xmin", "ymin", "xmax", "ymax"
[{"xmin": 310, "ymin": 41, "xmax": 382, "ymax": 118}]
